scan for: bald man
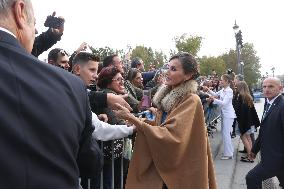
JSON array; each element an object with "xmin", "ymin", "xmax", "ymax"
[{"xmin": 246, "ymin": 77, "xmax": 284, "ymax": 188}]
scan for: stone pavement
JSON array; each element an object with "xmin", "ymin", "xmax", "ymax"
[{"xmin": 209, "ymin": 98, "xmax": 282, "ymax": 189}]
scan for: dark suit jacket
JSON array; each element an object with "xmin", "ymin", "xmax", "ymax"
[
  {"xmin": 251, "ymin": 95, "xmax": 284, "ymax": 169},
  {"xmin": 0, "ymin": 30, "xmax": 102, "ymax": 189}
]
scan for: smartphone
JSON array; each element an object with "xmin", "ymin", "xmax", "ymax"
[
  {"xmin": 141, "ymin": 90, "xmax": 151, "ymax": 109},
  {"xmin": 44, "ymin": 15, "xmax": 64, "ymax": 29}
]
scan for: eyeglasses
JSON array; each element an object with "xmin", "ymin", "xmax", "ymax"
[
  {"xmin": 59, "ymin": 49, "xmax": 69, "ymax": 56},
  {"xmin": 112, "ymin": 77, "xmax": 125, "ymax": 83}
]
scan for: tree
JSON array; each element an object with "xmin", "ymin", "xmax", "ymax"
[
  {"xmin": 131, "ymin": 46, "xmax": 167, "ymax": 70},
  {"xmin": 240, "ymin": 43, "xmax": 261, "ymax": 87},
  {"xmin": 221, "ymin": 43, "xmax": 261, "ymax": 87},
  {"xmin": 89, "ymin": 46, "xmax": 128, "ymax": 62},
  {"xmin": 173, "ymin": 33, "xmax": 202, "ymax": 56},
  {"xmin": 199, "ymin": 56, "xmax": 226, "ymax": 77},
  {"xmin": 220, "ymin": 49, "xmax": 238, "ymax": 73},
  {"xmin": 89, "ymin": 46, "xmax": 116, "ymax": 61}
]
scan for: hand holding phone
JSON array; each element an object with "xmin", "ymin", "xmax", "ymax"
[
  {"xmin": 44, "ymin": 11, "xmax": 65, "ymax": 29},
  {"xmin": 141, "ymin": 90, "xmax": 151, "ymax": 109}
]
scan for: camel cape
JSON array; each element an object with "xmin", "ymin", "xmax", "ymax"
[{"xmin": 125, "ymin": 85, "xmax": 217, "ymax": 189}]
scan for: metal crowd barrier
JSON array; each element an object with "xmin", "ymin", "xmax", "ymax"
[{"xmin": 80, "ymin": 138, "xmax": 129, "ymax": 189}]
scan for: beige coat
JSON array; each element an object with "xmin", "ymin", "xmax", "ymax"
[{"xmin": 125, "ymin": 80, "xmax": 217, "ymax": 189}]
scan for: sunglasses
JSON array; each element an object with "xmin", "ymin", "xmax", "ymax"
[{"xmin": 59, "ymin": 49, "xmax": 69, "ymax": 56}]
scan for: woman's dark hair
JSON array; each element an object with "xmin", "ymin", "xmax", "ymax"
[
  {"xmin": 127, "ymin": 68, "xmax": 141, "ymax": 82},
  {"xmin": 102, "ymin": 54, "xmax": 118, "ymax": 67},
  {"xmin": 97, "ymin": 67, "xmax": 120, "ymax": 89},
  {"xmin": 169, "ymin": 52, "xmax": 199, "ymax": 80}
]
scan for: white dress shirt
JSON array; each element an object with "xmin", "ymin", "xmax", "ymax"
[
  {"xmin": 209, "ymin": 86, "xmax": 236, "ymax": 118},
  {"xmin": 91, "ymin": 112, "xmax": 134, "ymax": 141},
  {"xmin": 0, "ymin": 27, "xmax": 16, "ymax": 38}
]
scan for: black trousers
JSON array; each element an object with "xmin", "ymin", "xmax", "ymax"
[{"xmin": 246, "ymin": 163, "xmax": 284, "ymax": 189}]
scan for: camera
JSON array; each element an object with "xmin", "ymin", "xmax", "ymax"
[{"xmin": 44, "ymin": 15, "xmax": 64, "ymax": 29}]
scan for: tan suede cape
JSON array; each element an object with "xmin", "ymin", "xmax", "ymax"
[{"xmin": 125, "ymin": 81, "xmax": 217, "ymax": 189}]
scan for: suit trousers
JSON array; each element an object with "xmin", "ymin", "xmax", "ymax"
[
  {"xmin": 221, "ymin": 117, "xmax": 234, "ymax": 156},
  {"xmin": 246, "ymin": 163, "xmax": 284, "ymax": 189}
]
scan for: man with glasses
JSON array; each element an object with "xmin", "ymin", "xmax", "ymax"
[{"xmin": 48, "ymin": 48, "xmax": 70, "ymax": 70}]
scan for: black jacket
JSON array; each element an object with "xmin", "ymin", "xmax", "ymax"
[
  {"xmin": 0, "ymin": 30, "xmax": 102, "ymax": 189},
  {"xmin": 32, "ymin": 28, "xmax": 62, "ymax": 57},
  {"xmin": 233, "ymin": 94, "xmax": 260, "ymax": 134},
  {"xmin": 252, "ymin": 95, "xmax": 284, "ymax": 169}
]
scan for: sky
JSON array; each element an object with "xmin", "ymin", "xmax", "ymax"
[{"xmin": 32, "ymin": 0, "xmax": 284, "ymax": 76}]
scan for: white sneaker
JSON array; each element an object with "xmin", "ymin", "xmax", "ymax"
[{"xmin": 220, "ymin": 156, "xmax": 233, "ymax": 160}]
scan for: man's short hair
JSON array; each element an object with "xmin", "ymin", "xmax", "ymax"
[
  {"xmin": 72, "ymin": 52, "xmax": 100, "ymax": 66},
  {"xmin": 131, "ymin": 57, "xmax": 142, "ymax": 68},
  {"xmin": 102, "ymin": 54, "xmax": 118, "ymax": 67},
  {"xmin": 47, "ymin": 48, "xmax": 68, "ymax": 62}
]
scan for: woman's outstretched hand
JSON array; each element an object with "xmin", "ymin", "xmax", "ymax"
[
  {"xmin": 113, "ymin": 103, "xmax": 132, "ymax": 120},
  {"xmin": 114, "ymin": 103, "xmax": 143, "ymax": 130}
]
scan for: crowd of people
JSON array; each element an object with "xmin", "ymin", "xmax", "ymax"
[{"xmin": 1, "ymin": 0, "xmax": 284, "ymax": 189}]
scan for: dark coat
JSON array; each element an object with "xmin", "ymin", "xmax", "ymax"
[
  {"xmin": 0, "ymin": 30, "xmax": 102, "ymax": 189},
  {"xmin": 252, "ymin": 95, "xmax": 284, "ymax": 169},
  {"xmin": 32, "ymin": 28, "xmax": 62, "ymax": 57},
  {"xmin": 233, "ymin": 94, "xmax": 260, "ymax": 134}
]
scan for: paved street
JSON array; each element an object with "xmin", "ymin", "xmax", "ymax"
[{"xmin": 209, "ymin": 98, "xmax": 282, "ymax": 189}]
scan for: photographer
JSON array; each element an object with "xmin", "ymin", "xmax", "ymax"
[{"xmin": 32, "ymin": 12, "xmax": 65, "ymax": 57}]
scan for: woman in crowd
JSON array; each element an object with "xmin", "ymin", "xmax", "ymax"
[
  {"xmin": 234, "ymin": 81, "xmax": 260, "ymax": 163},
  {"xmin": 114, "ymin": 52, "xmax": 216, "ymax": 189},
  {"xmin": 145, "ymin": 69, "xmax": 166, "ymax": 98},
  {"xmin": 205, "ymin": 74, "xmax": 236, "ymax": 160},
  {"xmin": 127, "ymin": 68, "xmax": 144, "ymax": 89},
  {"xmin": 95, "ymin": 67, "xmax": 132, "ymax": 189}
]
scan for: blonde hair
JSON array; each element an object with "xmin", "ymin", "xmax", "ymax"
[{"xmin": 236, "ymin": 81, "xmax": 253, "ymax": 107}]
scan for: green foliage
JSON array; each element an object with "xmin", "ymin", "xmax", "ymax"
[
  {"xmin": 199, "ymin": 56, "xmax": 226, "ymax": 77},
  {"xmin": 173, "ymin": 33, "xmax": 202, "ymax": 56},
  {"xmin": 220, "ymin": 50, "xmax": 238, "ymax": 73},
  {"xmin": 220, "ymin": 43, "xmax": 261, "ymax": 87},
  {"xmin": 89, "ymin": 46, "xmax": 115, "ymax": 61},
  {"xmin": 89, "ymin": 46, "xmax": 127, "ymax": 62},
  {"xmin": 240, "ymin": 43, "xmax": 261, "ymax": 86},
  {"xmin": 131, "ymin": 46, "xmax": 167, "ymax": 70}
]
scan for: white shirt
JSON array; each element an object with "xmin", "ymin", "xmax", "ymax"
[
  {"xmin": 0, "ymin": 27, "xmax": 16, "ymax": 38},
  {"xmin": 209, "ymin": 86, "xmax": 236, "ymax": 118},
  {"xmin": 91, "ymin": 112, "xmax": 134, "ymax": 141},
  {"xmin": 266, "ymin": 93, "xmax": 282, "ymax": 110}
]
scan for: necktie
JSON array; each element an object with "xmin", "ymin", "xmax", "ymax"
[{"xmin": 262, "ymin": 103, "xmax": 271, "ymax": 121}]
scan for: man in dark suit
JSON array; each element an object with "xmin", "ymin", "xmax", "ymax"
[
  {"xmin": 246, "ymin": 77, "xmax": 284, "ymax": 188},
  {"xmin": 0, "ymin": 1, "xmax": 103, "ymax": 188}
]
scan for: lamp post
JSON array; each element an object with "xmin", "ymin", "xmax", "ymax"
[
  {"xmin": 240, "ymin": 61, "xmax": 244, "ymax": 76},
  {"xmin": 233, "ymin": 20, "xmax": 243, "ymax": 75},
  {"xmin": 271, "ymin": 67, "xmax": 275, "ymax": 77}
]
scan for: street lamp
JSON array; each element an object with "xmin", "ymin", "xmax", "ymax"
[
  {"xmin": 271, "ymin": 67, "xmax": 275, "ymax": 77},
  {"xmin": 233, "ymin": 20, "xmax": 243, "ymax": 75},
  {"xmin": 240, "ymin": 61, "xmax": 244, "ymax": 76}
]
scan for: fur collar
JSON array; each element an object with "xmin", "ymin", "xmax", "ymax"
[{"xmin": 152, "ymin": 80, "xmax": 198, "ymax": 112}]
